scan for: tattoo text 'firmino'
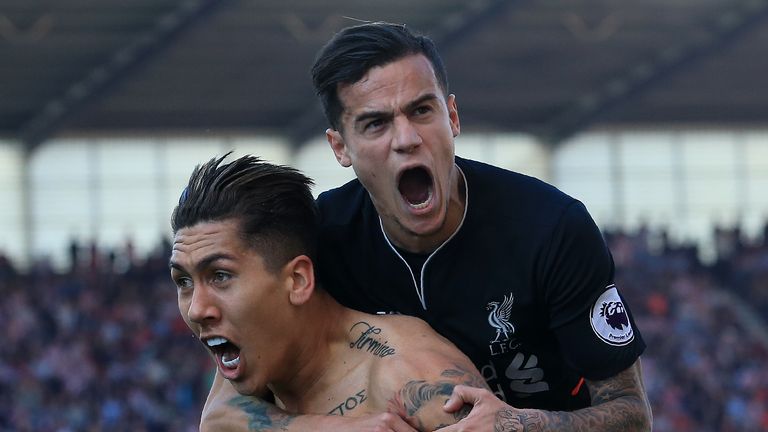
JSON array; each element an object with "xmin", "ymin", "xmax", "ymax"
[{"xmin": 349, "ymin": 321, "xmax": 396, "ymax": 357}]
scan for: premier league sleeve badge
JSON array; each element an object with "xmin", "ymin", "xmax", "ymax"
[{"xmin": 590, "ymin": 285, "xmax": 635, "ymax": 346}]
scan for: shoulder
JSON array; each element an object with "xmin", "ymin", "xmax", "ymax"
[
  {"xmin": 361, "ymin": 314, "xmax": 486, "ymax": 431},
  {"xmin": 378, "ymin": 313, "xmax": 438, "ymax": 336},
  {"xmin": 367, "ymin": 314, "xmax": 452, "ymax": 352},
  {"xmin": 345, "ymin": 314, "xmax": 439, "ymax": 360},
  {"xmin": 457, "ymin": 156, "xmax": 578, "ymax": 218},
  {"xmin": 200, "ymin": 405, "xmax": 247, "ymax": 432},
  {"xmin": 317, "ymin": 178, "xmax": 367, "ymax": 224},
  {"xmin": 200, "ymin": 371, "xmax": 292, "ymax": 432},
  {"xmin": 200, "ymin": 373, "xmax": 251, "ymax": 432},
  {"xmin": 363, "ymin": 313, "xmax": 487, "ymax": 393},
  {"xmin": 457, "ymin": 156, "xmax": 559, "ymax": 192}
]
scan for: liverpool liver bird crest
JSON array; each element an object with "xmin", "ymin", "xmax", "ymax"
[{"xmin": 487, "ymin": 293, "xmax": 515, "ymax": 343}]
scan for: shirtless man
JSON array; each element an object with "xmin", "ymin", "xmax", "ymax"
[{"xmin": 169, "ymin": 154, "xmax": 486, "ymax": 431}]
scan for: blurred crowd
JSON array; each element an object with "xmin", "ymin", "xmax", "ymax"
[
  {"xmin": 606, "ymin": 224, "xmax": 768, "ymax": 432},
  {"xmin": 0, "ymin": 241, "xmax": 210, "ymax": 431},
  {"xmin": 1, "ymin": 224, "xmax": 767, "ymax": 431}
]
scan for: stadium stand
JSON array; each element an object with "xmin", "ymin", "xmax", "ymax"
[{"xmin": 1, "ymin": 224, "xmax": 767, "ymax": 431}]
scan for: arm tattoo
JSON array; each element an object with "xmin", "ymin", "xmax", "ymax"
[
  {"xmin": 494, "ymin": 411, "xmax": 543, "ymax": 432},
  {"xmin": 388, "ymin": 380, "xmax": 454, "ymax": 431},
  {"xmin": 388, "ymin": 364, "xmax": 485, "ymax": 428},
  {"xmin": 440, "ymin": 366, "xmax": 489, "ymax": 390},
  {"xmin": 398, "ymin": 380, "xmax": 455, "ymax": 417},
  {"xmin": 228, "ymin": 396, "xmax": 295, "ymax": 431},
  {"xmin": 492, "ymin": 362, "xmax": 651, "ymax": 431}
]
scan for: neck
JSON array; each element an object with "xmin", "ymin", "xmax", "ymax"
[
  {"xmin": 386, "ymin": 164, "xmax": 466, "ymax": 253},
  {"xmin": 268, "ymin": 290, "xmax": 360, "ymax": 413}
]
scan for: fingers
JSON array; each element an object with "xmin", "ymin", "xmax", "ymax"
[{"xmin": 443, "ymin": 385, "xmax": 485, "ymax": 413}]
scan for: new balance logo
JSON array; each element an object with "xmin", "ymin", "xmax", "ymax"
[{"xmin": 505, "ymin": 352, "xmax": 550, "ymax": 396}]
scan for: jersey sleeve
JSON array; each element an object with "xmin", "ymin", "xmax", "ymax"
[{"xmin": 539, "ymin": 201, "xmax": 645, "ymax": 380}]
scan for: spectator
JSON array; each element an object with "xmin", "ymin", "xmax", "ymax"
[{"xmin": 1, "ymin": 221, "xmax": 767, "ymax": 431}]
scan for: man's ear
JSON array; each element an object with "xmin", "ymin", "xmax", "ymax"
[
  {"xmin": 284, "ymin": 255, "xmax": 315, "ymax": 305},
  {"xmin": 447, "ymin": 94, "xmax": 460, "ymax": 138},
  {"xmin": 326, "ymin": 128, "xmax": 352, "ymax": 167}
]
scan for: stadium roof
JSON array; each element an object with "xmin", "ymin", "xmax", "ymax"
[{"xmin": 2, "ymin": 0, "xmax": 768, "ymax": 152}]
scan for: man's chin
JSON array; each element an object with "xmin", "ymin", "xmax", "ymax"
[
  {"xmin": 231, "ymin": 380, "xmax": 269, "ymax": 398},
  {"xmin": 405, "ymin": 208, "xmax": 447, "ymax": 235}
]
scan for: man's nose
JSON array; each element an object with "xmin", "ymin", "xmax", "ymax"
[
  {"xmin": 392, "ymin": 117, "xmax": 422, "ymax": 154},
  {"xmin": 187, "ymin": 285, "xmax": 220, "ymax": 324}
]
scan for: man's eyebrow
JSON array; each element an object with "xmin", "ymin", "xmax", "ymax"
[
  {"xmin": 169, "ymin": 253, "xmax": 237, "ymax": 273},
  {"xmin": 353, "ymin": 109, "xmax": 393, "ymax": 126},
  {"xmin": 352, "ymin": 94, "xmax": 439, "ymax": 126},
  {"xmin": 404, "ymin": 93, "xmax": 439, "ymax": 112}
]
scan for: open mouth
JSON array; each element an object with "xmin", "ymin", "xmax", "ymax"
[
  {"xmin": 205, "ymin": 336, "xmax": 241, "ymax": 371},
  {"xmin": 398, "ymin": 167, "xmax": 433, "ymax": 210}
]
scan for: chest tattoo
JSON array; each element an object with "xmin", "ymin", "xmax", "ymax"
[{"xmin": 328, "ymin": 389, "xmax": 368, "ymax": 416}]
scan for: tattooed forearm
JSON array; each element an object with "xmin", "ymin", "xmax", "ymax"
[
  {"xmin": 492, "ymin": 361, "xmax": 651, "ymax": 432},
  {"xmin": 588, "ymin": 362, "xmax": 646, "ymax": 406},
  {"xmin": 328, "ymin": 389, "xmax": 368, "ymax": 416},
  {"xmin": 494, "ymin": 410, "xmax": 543, "ymax": 432},
  {"xmin": 228, "ymin": 396, "xmax": 295, "ymax": 431},
  {"xmin": 493, "ymin": 403, "xmax": 643, "ymax": 432}
]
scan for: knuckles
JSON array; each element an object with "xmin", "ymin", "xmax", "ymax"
[{"xmin": 377, "ymin": 412, "xmax": 398, "ymax": 424}]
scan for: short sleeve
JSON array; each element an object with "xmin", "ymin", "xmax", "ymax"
[{"xmin": 539, "ymin": 201, "xmax": 645, "ymax": 380}]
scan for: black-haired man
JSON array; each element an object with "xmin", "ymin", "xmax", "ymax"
[
  {"xmin": 170, "ymin": 155, "xmax": 487, "ymax": 431},
  {"xmin": 200, "ymin": 21, "xmax": 652, "ymax": 432},
  {"xmin": 312, "ymin": 22, "xmax": 652, "ymax": 431}
]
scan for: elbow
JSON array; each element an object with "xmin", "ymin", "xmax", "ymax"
[
  {"xmin": 636, "ymin": 410, "xmax": 653, "ymax": 432},
  {"xmin": 640, "ymin": 398, "xmax": 653, "ymax": 432},
  {"xmin": 607, "ymin": 392, "xmax": 652, "ymax": 431},
  {"xmin": 630, "ymin": 394, "xmax": 653, "ymax": 432}
]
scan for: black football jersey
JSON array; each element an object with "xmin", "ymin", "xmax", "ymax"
[{"xmin": 316, "ymin": 157, "xmax": 645, "ymax": 410}]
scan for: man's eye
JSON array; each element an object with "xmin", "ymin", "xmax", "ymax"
[
  {"xmin": 414, "ymin": 105, "xmax": 431, "ymax": 115},
  {"xmin": 213, "ymin": 271, "xmax": 231, "ymax": 283},
  {"xmin": 364, "ymin": 119, "xmax": 385, "ymax": 132},
  {"xmin": 175, "ymin": 277, "xmax": 193, "ymax": 290}
]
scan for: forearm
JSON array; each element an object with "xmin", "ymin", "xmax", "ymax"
[
  {"xmin": 492, "ymin": 360, "xmax": 652, "ymax": 432},
  {"xmin": 492, "ymin": 394, "xmax": 650, "ymax": 431}
]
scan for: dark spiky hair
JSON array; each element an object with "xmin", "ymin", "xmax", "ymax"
[
  {"xmin": 171, "ymin": 153, "xmax": 318, "ymax": 272},
  {"xmin": 311, "ymin": 21, "xmax": 448, "ymax": 131}
]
